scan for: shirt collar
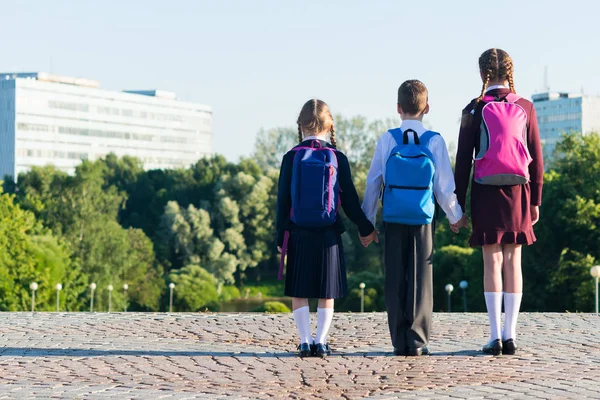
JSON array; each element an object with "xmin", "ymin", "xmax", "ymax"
[
  {"xmin": 303, "ymin": 135, "xmax": 328, "ymax": 141},
  {"xmin": 399, "ymin": 119, "xmax": 426, "ymax": 132},
  {"xmin": 485, "ymin": 84, "xmax": 508, "ymax": 92}
]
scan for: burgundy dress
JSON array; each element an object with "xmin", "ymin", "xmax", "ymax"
[{"xmin": 454, "ymin": 88, "xmax": 544, "ymax": 247}]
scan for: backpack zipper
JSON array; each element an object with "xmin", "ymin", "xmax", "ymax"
[
  {"xmin": 388, "ymin": 185, "xmax": 430, "ymax": 190},
  {"xmin": 328, "ymin": 165, "xmax": 334, "ymax": 213}
]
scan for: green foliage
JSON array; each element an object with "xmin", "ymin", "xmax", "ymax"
[
  {"xmin": 168, "ymin": 265, "xmax": 219, "ymax": 311},
  {"xmin": 337, "ymin": 271, "xmax": 385, "ymax": 312},
  {"xmin": 0, "ymin": 190, "xmax": 84, "ymax": 311},
  {"xmin": 1, "ymin": 125, "xmax": 597, "ymax": 314},
  {"xmin": 218, "ymin": 285, "xmax": 241, "ymax": 302},
  {"xmin": 251, "ymin": 301, "xmax": 291, "ymax": 313},
  {"xmin": 240, "ymin": 280, "xmax": 285, "ymax": 298},
  {"xmin": 433, "ymin": 245, "xmax": 483, "ymax": 312}
]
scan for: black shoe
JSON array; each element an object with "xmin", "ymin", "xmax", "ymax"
[
  {"xmin": 502, "ymin": 339, "xmax": 517, "ymax": 355},
  {"xmin": 297, "ymin": 343, "xmax": 311, "ymax": 357},
  {"xmin": 310, "ymin": 342, "xmax": 317, "ymax": 356},
  {"xmin": 407, "ymin": 346, "xmax": 430, "ymax": 356},
  {"xmin": 393, "ymin": 347, "xmax": 407, "ymax": 356},
  {"xmin": 482, "ymin": 339, "xmax": 502, "ymax": 356},
  {"xmin": 314, "ymin": 343, "xmax": 331, "ymax": 358}
]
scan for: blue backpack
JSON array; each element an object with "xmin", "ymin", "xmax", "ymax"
[
  {"xmin": 382, "ymin": 128, "xmax": 438, "ymax": 225},
  {"xmin": 290, "ymin": 140, "xmax": 340, "ymax": 227}
]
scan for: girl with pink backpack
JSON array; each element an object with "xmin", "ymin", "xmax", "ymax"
[{"xmin": 453, "ymin": 49, "xmax": 544, "ymax": 355}]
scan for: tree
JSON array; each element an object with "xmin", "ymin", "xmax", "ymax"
[
  {"xmin": 156, "ymin": 201, "xmax": 237, "ymax": 284},
  {"xmin": 168, "ymin": 265, "xmax": 219, "ymax": 311},
  {"xmin": 253, "ymin": 127, "xmax": 298, "ymax": 170},
  {"xmin": 12, "ymin": 162, "xmax": 164, "ymax": 311},
  {"xmin": 0, "ymin": 189, "xmax": 85, "ymax": 311}
]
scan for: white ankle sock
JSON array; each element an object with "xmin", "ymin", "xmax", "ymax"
[
  {"xmin": 293, "ymin": 306, "xmax": 311, "ymax": 344},
  {"xmin": 484, "ymin": 292, "xmax": 502, "ymax": 341},
  {"xmin": 503, "ymin": 292, "xmax": 523, "ymax": 341},
  {"xmin": 315, "ymin": 307, "xmax": 334, "ymax": 344}
]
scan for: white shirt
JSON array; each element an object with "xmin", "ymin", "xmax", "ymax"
[{"xmin": 361, "ymin": 120, "xmax": 463, "ymax": 225}]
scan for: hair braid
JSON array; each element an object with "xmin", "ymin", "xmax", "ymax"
[
  {"xmin": 474, "ymin": 70, "xmax": 491, "ymax": 107},
  {"xmin": 329, "ymin": 126, "xmax": 337, "ymax": 148},
  {"xmin": 504, "ymin": 56, "xmax": 516, "ymax": 93},
  {"xmin": 297, "ymin": 124, "xmax": 303, "ymax": 143}
]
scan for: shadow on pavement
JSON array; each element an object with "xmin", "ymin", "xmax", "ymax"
[{"xmin": 0, "ymin": 348, "xmax": 486, "ymax": 358}]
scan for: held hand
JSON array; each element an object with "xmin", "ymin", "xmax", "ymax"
[
  {"xmin": 359, "ymin": 230, "xmax": 379, "ymax": 247},
  {"xmin": 449, "ymin": 214, "xmax": 469, "ymax": 234},
  {"xmin": 531, "ymin": 205, "xmax": 540, "ymax": 225},
  {"xmin": 277, "ymin": 246, "xmax": 282, "ymax": 253}
]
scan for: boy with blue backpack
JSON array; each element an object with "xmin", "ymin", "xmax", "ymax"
[
  {"xmin": 361, "ymin": 80, "xmax": 467, "ymax": 356},
  {"xmin": 276, "ymin": 99, "xmax": 376, "ymax": 358}
]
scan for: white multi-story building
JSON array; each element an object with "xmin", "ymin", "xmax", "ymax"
[
  {"xmin": 0, "ymin": 72, "xmax": 212, "ymax": 180},
  {"xmin": 532, "ymin": 92, "xmax": 600, "ymax": 159}
]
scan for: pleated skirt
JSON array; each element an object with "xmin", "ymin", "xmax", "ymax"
[
  {"xmin": 283, "ymin": 229, "xmax": 347, "ymax": 299},
  {"xmin": 469, "ymin": 181, "xmax": 536, "ymax": 247}
]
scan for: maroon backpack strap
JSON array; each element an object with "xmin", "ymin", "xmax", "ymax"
[{"xmin": 278, "ymin": 231, "xmax": 290, "ymax": 280}]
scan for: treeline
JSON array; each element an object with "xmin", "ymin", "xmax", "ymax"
[{"xmin": 0, "ymin": 117, "xmax": 598, "ymax": 312}]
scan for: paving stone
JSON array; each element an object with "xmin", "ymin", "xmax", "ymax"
[{"xmin": 0, "ymin": 312, "xmax": 598, "ymax": 398}]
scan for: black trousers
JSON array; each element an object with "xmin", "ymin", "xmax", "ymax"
[{"xmin": 384, "ymin": 223, "xmax": 434, "ymax": 351}]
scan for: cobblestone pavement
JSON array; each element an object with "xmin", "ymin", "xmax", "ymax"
[{"xmin": 0, "ymin": 312, "xmax": 598, "ymax": 399}]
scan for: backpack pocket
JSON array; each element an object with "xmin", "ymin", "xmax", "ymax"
[
  {"xmin": 298, "ymin": 163, "xmax": 327, "ymax": 210},
  {"xmin": 383, "ymin": 185, "xmax": 435, "ymax": 224}
]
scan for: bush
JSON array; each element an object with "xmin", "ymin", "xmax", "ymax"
[
  {"xmin": 219, "ymin": 285, "xmax": 241, "ymax": 302},
  {"xmin": 168, "ymin": 265, "xmax": 219, "ymax": 312},
  {"xmin": 240, "ymin": 280, "xmax": 285, "ymax": 298},
  {"xmin": 251, "ymin": 301, "xmax": 290, "ymax": 313},
  {"xmin": 337, "ymin": 271, "xmax": 385, "ymax": 312}
]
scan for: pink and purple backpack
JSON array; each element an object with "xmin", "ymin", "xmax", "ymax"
[{"xmin": 474, "ymin": 93, "xmax": 533, "ymax": 186}]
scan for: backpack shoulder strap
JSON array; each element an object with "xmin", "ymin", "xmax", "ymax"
[
  {"xmin": 505, "ymin": 93, "xmax": 522, "ymax": 103},
  {"xmin": 417, "ymin": 130, "xmax": 439, "ymax": 147},
  {"xmin": 388, "ymin": 128, "xmax": 403, "ymax": 147}
]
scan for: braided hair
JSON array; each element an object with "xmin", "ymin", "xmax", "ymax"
[
  {"xmin": 475, "ymin": 48, "xmax": 516, "ymax": 107},
  {"xmin": 296, "ymin": 99, "xmax": 336, "ymax": 148}
]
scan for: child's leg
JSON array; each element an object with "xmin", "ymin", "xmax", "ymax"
[
  {"xmin": 315, "ymin": 299, "xmax": 334, "ymax": 345},
  {"xmin": 405, "ymin": 224, "xmax": 434, "ymax": 350},
  {"xmin": 384, "ymin": 223, "xmax": 410, "ymax": 353},
  {"xmin": 292, "ymin": 298, "xmax": 311, "ymax": 344},
  {"xmin": 482, "ymin": 244, "xmax": 503, "ymax": 342},
  {"xmin": 502, "ymin": 244, "xmax": 523, "ymax": 341}
]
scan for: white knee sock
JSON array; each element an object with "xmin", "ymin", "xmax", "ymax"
[
  {"xmin": 315, "ymin": 307, "xmax": 334, "ymax": 344},
  {"xmin": 293, "ymin": 306, "xmax": 311, "ymax": 344},
  {"xmin": 503, "ymin": 292, "xmax": 523, "ymax": 341},
  {"xmin": 484, "ymin": 292, "xmax": 502, "ymax": 341}
]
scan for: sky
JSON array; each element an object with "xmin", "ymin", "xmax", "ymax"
[{"xmin": 2, "ymin": 0, "xmax": 599, "ymax": 161}]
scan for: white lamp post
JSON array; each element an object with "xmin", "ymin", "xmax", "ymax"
[
  {"xmin": 123, "ymin": 283, "xmax": 129, "ymax": 312},
  {"xmin": 107, "ymin": 285, "xmax": 113, "ymax": 312},
  {"xmin": 359, "ymin": 282, "xmax": 366, "ymax": 313},
  {"xmin": 591, "ymin": 266, "xmax": 600, "ymax": 315},
  {"xmin": 459, "ymin": 280, "xmax": 468, "ymax": 312},
  {"xmin": 55, "ymin": 283, "xmax": 62, "ymax": 312},
  {"xmin": 89, "ymin": 283, "xmax": 96, "ymax": 312},
  {"xmin": 30, "ymin": 282, "xmax": 38, "ymax": 313},
  {"xmin": 445, "ymin": 284, "xmax": 454, "ymax": 312},
  {"xmin": 169, "ymin": 283, "xmax": 175, "ymax": 313}
]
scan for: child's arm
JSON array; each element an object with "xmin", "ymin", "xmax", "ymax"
[
  {"xmin": 526, "ymin": 103, "xmax": 544, "ymax": 206},
  {"xmin": 275, "ymin": 152, "xmax": 293, "ymax": 248},
  {"xmin": 431, "ymin": 135, "xmax": 463, "ymax": 225},
  {"xmin": 361, "ymin": 136, "xmax": 385, "ymax": 226},
  {"xmin": 337, "ymin": 153, "xmax": 375, "ymax": 237},
  {"xmin": 454, "ymin": 104, "xmax": 477, "ymax": 212}
]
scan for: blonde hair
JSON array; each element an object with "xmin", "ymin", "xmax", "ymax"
[{"xmin": 296, "ymin": 99, "xmax": 336, "ymax": 147}]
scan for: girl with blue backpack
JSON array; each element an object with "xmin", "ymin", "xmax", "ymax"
[
  {"xmin": 276, "ymin": 99, "xmax": 377, "ymax": 357},
  {"xmin": 454, "ymin": 49, "xmax": 544, "ymax": 355}
]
